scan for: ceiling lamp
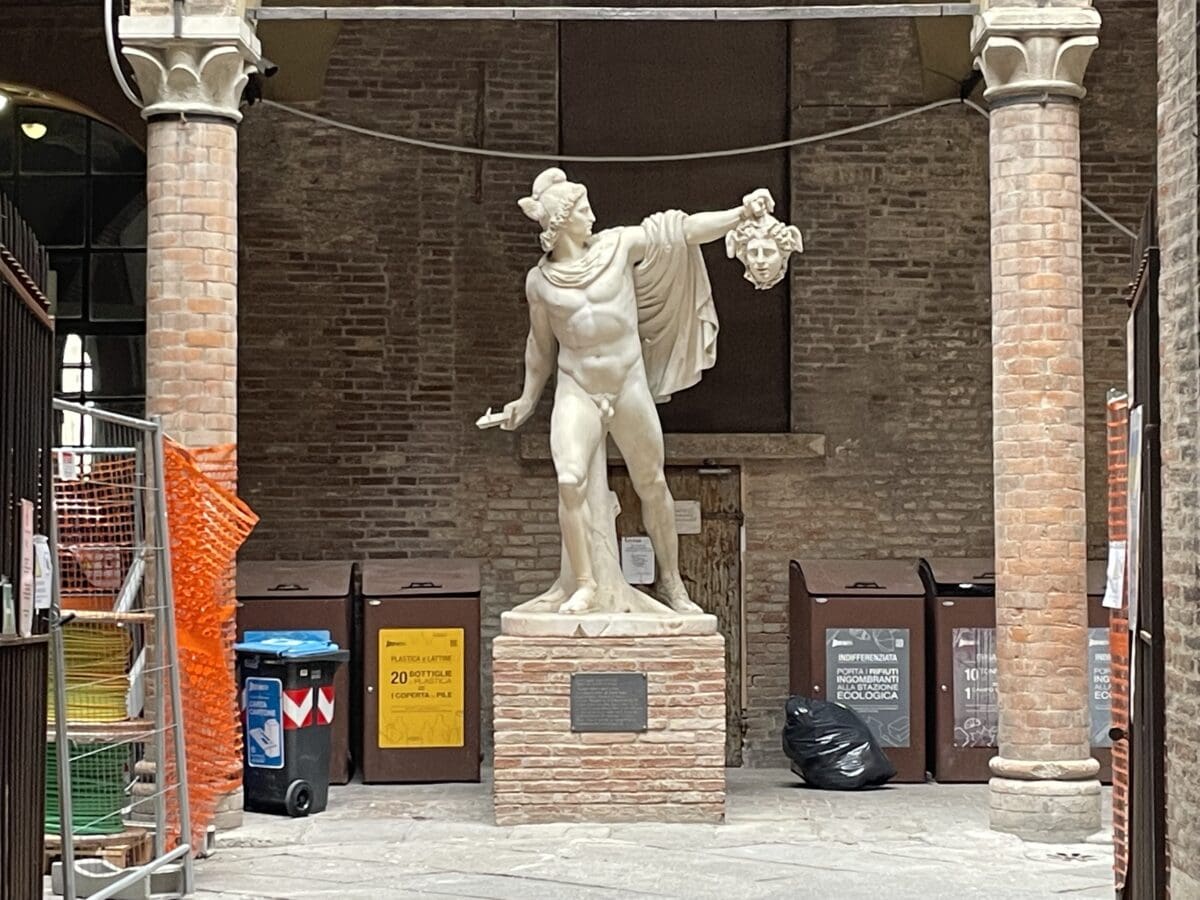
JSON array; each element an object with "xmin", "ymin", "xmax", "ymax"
[{"xmin": 21, "ymin": 122, "xmax": 47, "ymax": 140}]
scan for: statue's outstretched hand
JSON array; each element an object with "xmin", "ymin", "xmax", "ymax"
[
  {"xmin": 742, "ymin": 188, "xmax": 775, "ymax": 221},
  {"xmin": 500, "ymin": 397, "xmax": 535, "ymax": 431}
]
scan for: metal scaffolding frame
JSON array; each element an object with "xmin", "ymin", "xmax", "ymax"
[{"xmin": 48, "ymin": 401, "xmax": 193, "ymax": 900}]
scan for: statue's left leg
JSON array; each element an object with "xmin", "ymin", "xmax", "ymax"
[{"xmin": 610, "ymin": 383, "xmax": 702, "ymax": 615}]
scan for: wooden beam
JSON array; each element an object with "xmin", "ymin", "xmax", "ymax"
[{"xmin": 251, "ymin": 5, "xmax": 979, "ymax": 22}]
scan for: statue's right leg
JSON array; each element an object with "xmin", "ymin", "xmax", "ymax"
[{"xmin": 550, "ymin": 375, "xmax": 604, "ymax": 614}]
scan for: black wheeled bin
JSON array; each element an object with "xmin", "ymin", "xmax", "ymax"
[
  {"xmin": 236, "ymin": 561, "xmax": 356, "ymax": 784},
  {"xmin": 919, "ymin": 557, "xmax": 997, "ymax": 783},
  {"xmin": 236, "ymin": 632, "xmax": 349, "ymax": 817},
  {"xmin": 360, "ymin": 559, "xmax": 481, "ymax": 783},
  {"xmin": 790, "ymin": 559, "xmax": 926, "ymax": 783}
]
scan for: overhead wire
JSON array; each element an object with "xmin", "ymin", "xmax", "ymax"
[{"xmin": 101, "ymin": 10, "xmax": 1137, "ymax": 239}]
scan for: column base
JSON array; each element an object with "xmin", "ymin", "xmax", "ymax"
[{"xmin": 989, "ymin": 776, "xmax": 1102, "ymax": 843}]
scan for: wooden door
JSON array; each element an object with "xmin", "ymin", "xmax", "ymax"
[{"xmin": 609, "ymin": 465, "xmax": 743, "ymax": 765}]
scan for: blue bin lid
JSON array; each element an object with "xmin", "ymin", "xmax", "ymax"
[{"xmin": 235, "ymin": 630, "xmax": 340, "ymax": 658}]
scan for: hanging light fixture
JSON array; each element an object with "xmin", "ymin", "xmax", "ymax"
[
  {"xmin": 20, "ymin": 121, "xmax": 47, "ymax": 140},
  {"xmin": 0, "ymin": 92, "xmax": 8, "ymax": 112}
]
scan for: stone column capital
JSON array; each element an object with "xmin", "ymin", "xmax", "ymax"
[
  {"xmin": 118, "ymin": 14, "xmax": 262, "ymax": 122},
  {"xmin": 971, "ymin": 6, "xmax": 1102, "ymax": 104}
]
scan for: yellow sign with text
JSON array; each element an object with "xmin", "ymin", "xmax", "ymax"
[{"xmin": 377, "ymin": 628, "xmax": 464, "ymax": 749}]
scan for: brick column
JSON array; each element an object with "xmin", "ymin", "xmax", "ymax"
[
  {"xmin": 972, "ymin": 3, "xmax": 1104, "ymax": 842},
  {"xmin": 119, "ymin": 12, "xmax": 259, "ymax": 447},
  {"xmin": 119, "ymin": 9, "xmax": 262, "ymax": 833}
]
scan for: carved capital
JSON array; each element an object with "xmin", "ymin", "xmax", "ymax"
[
  {"xmin": 971, "ymin": 6, "xmax": 1101, "ymax": 103},
  {"xmin": 119, "ymin": 14, "xmax": 262, "ymax": 122}
]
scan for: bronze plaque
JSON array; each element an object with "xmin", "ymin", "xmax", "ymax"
[{"xmin": 570, "ymin": 673, "xmax": 648, "ymax": 733}]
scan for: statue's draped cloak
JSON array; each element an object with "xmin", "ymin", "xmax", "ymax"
[{"xmin": 534, "ymin": 210, "xmax": 719, "ymax": 402}]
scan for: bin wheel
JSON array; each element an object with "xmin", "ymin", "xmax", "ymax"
[{"xmin": 284, "ymin": 780, "xmax": 313, "ymax": 817}]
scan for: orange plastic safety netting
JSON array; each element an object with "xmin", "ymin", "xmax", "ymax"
[{"xmin": 162, "ymin": 441, "xmax": 257, "ymax": 850}]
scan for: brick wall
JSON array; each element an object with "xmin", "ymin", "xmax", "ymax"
[
  {"xmin": 1157, "ymin": 0, "xmax": 1200, "ymax": 893},
  {"xmin": 237, "ymin": 3, "xmax": 1156, "ymax": 764}
]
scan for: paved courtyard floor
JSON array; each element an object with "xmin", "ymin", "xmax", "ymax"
[{"xmin": 190, "ymin": 769, "xmax": 1115, "ymax": 899}]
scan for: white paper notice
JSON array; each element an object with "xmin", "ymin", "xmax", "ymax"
[
  {"xmin": 18, "ymin": 500, "xmax": 33, "ymax": 637},
  {"xmin": 620, "ymin": 536, "xmax": 655, "ymax": 585},
  {"xmin": 1102, "ymin": 541, "xmax": 1126, "ymax": 610},
  {"xmin": 674, "ymin": 501, "xmax": 702, "ymax": 535}
]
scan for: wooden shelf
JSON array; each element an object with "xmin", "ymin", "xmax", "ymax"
[
  {"xmin": 65, "ymin": 609, "xmax": 154, "ymax": 625},
  {"xmin": 47, "ymin": 719, "xmax": 156, "ymax": 743}
]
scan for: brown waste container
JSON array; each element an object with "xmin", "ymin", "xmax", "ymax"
[
  {"xmin": 236, "ymin": 561, "xmax": 356, "ymax": 785},
  {"xmin": 360, "ymin": 559, "xmax": 481, "ymax": 783},
  {"xmin": 1087, "ymin": 560, "xmax": 1113, "ymax": 784},
  {"xmin": 919, "ymin": 557, "xmax": 996, "ymax": 783},
  {"xmin": 790, "ymin": 559, "xmax": 926, "ymax": 783}
]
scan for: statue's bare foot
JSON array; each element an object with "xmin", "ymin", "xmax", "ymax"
[
  {"xmin": 660, "ymin": 578, "xmax": 702, "ymax": 615},
  {"xmin": 530, "ymin": 583, "xmax": 567, "ymax": 606},
  {"xmin": 558, "ymin": 581, "xmax": 596, "ymax": 615}
]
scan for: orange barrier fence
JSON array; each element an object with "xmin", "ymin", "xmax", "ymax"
[{"xmin": 163, "ymin": 441, "xmax": 257, "ymax": 850}]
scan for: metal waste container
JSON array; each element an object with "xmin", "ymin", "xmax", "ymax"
[
  {"xmin": 919, "ymin": 557, "xmax": 996, "ymax": 783},
  {"xmin": 236, "ymin": 561, "xmax": 356, "ymax": 784},
  {"xmin": 236, "ymin": 632, "xmax": 348, "ymax": 817},
  {"xmin": 790, "ymin": 559, "xmax": 926, "ymax": 783},
  {"xmin": 1087, "ymin": 560, "xmax": 1113, "ymax": 784},
  {"xmin": 360, "ymin": 559, "xmax": 481, "ymax": 783}
]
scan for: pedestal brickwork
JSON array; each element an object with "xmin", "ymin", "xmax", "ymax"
[{"xmin": 492, "ymin": 634, "xmax": 725, "ymax": 825}]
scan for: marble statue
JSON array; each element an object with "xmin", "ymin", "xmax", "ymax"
[{"xmin": 478, "ymin": 168, "xmax": 800, "ymax": 618}]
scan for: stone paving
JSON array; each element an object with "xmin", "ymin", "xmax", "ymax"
[{"xmin": 189, "ymin": 770, "xmax": 1115, "ymax": 899}]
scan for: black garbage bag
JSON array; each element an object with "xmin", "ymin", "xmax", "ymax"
[{"xmin": 782, "ymin": 696, "xmax": 896, "ymax": 790}]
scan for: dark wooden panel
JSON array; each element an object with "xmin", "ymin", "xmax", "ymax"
[
  {"xmin": 561, "ymin": 22, "xmax": 790, "ymax": 433},
  {"xmin": 610, "ymin": 465, "xmax": 743, "ymax": 765}
]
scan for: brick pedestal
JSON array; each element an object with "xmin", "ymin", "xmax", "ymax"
[{"xmin": 492, "ymin": 633, "xmax": 725, "ymax": 825}]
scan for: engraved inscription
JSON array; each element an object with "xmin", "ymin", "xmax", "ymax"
[{"xmin": 570, "ymin": 673, "xmax": 648, "ymax": 733}]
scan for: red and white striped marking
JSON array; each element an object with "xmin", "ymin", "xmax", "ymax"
[
  {"xmin": 283, "ymin": 687, "xmax": 314, "ymax": 729},
  {"xmin": 316, "ymin": 686, "xmax": 335, "ymax": 726}
]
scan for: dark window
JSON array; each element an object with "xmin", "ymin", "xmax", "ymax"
[
  {"xmin": 560, "ymin": 22, "xmax": 791, "ymax": 433},
  {"xmin": 0, "ymin": 103, "xmax": 146, "ymax": 436}
]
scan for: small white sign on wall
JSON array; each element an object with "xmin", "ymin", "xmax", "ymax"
[
  {"xmin": 620, "ymin": 536, "xmax": 656, "ymax": 585},
  {"xmin": 674, "ymin": 500, "xmax": 702, "ymax": 535}
]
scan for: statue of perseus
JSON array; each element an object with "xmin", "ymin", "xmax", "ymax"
[{"xmin": 478, "ymin": 168, "xmax": 802, "ymax": 618}]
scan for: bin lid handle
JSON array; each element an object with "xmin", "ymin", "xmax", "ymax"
[
  {"xmin": 267, "ymin": 583, "xmax": 307, "ymax": 592},
  {"xmin": 846, "ymin": 581, "xmax": 884, "ymax": 590},
  {"xmin": 973, "ymin": 571, "xmax": 995, "ymax": 580},
  {"xmin": 402, "ymin": 581, "xmax": 443, "ymax": 590}
]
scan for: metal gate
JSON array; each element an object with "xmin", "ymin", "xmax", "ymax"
[
  {"xmin": 1122, "ymin": 197, "xmax": 1166, "ymax": 899},
  {"xmin": 0, "ymin": 189, "xmax": 54, "ymax": 900}
]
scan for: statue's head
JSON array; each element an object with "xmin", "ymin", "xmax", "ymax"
[
  {"xmin": 519, "ymin": 168, "xmax": 594, "ymax": 252},
  {"xmin": 725, "ymin": 214, "xmax": 803, "ymax": 290}
]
